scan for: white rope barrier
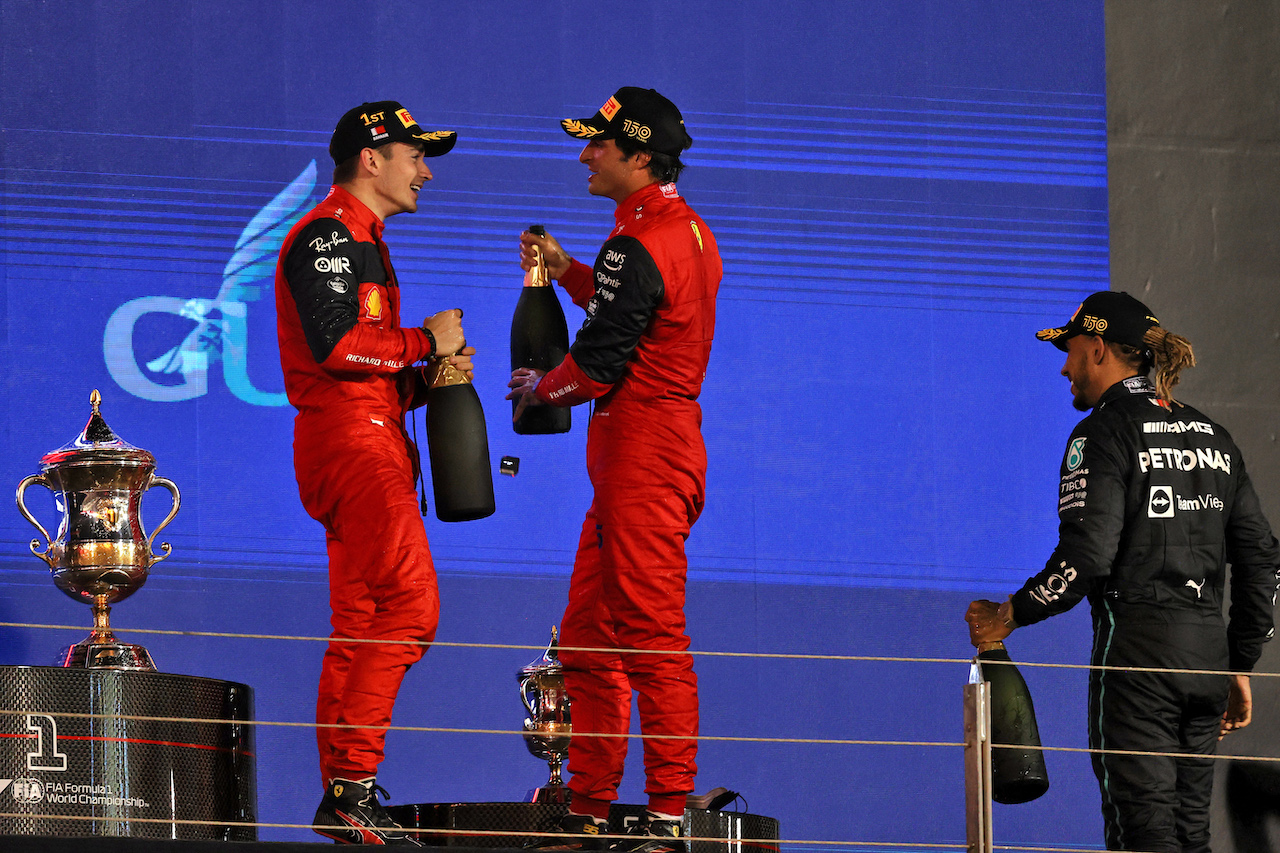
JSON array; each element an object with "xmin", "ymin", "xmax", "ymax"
[
  {"xmin": 0, "ymin": 706, "xmax": 963, "ymax": 747},
  {"xmin": 0, "ymin": 619, "xmax": 1275, "ymax": 853},
  {"xmin": 4, "ymin": 620, "xmax": 1279, "ymax": 680}
]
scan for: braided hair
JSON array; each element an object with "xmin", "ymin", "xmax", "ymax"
[
  {"xmin": 1143, "ymin": 326, "xmax": 1196, "ymax": 403},
  {"xmin": 1111, "ymin": 325, "xmax": 1197, "ymax": 404}
]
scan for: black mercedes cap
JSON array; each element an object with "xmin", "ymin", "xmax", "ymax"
[
  {"xmin": 1036, "ymin": 291, "xmax": 1161, "ymax": 351},
  {"xmin": 329, "ymin": 100, "xmax": 457, "ymax": 165},
  {"xmin": 561, "ymin": 87, "xmax": 693, "ymax": 157}
]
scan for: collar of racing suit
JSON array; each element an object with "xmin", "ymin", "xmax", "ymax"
[
  {"xmin": 612, "ymin": 181, "xmax": 679, "ymax": 229},
  {"xmin": 324, "ymin": 184, "xmax": 386, "ymax": 243},
  {"xmin": 1096, "ymin": 375, "xmax": 1157, "ymax": 410}
]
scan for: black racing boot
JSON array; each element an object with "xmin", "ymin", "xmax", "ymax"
[
  {"xmin": 610, "ymin": 813, "xmax": 685, "ymax": 853},
  {"xmin": 525, "ymin": 812, "xmax": 610, "ymax": 850},
  {"xmin": 312, "ymin": 777, "xmax": 422, "ymax": 846}
]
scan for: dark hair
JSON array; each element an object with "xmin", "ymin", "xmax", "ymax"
[
  {"xmin": 332, "ymin": 143, "xmax": 395, "ymax": 185},
  {"xmin": 614, "ymin": 135, "xmax": 686, "ymax": 184},
  {"xmin": 1107, "ymin": 340, "xmax": 1153, "ymax": 374},
  {"xmin": 1105, "ymin": 326, "xmax": 1196, "ymax": 403}
]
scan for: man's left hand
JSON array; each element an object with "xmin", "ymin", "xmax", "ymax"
[{"xmin": 506, "ymin": 367, "xmax": 546, "ymax": 421}]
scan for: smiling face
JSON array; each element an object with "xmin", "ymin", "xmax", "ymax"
[
  {"xmin": 367, "ymin": 141, "xmax": 432, "ymax": 219},
  {"xmin": 578, "ymin": 138, "xmax": 652, "ymax": 204},
  {"xmin": 1061, "ymin": 333, "xmax": 1106, "ymax": 411}
]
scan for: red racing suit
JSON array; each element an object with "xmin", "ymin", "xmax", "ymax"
[
  {"xmin": 535, "ymin": 181, "xmax": 722, "ymax": 816},
  {"xmin": 275, "ymin": 185, "xmax": 439, "ymax": 785}
]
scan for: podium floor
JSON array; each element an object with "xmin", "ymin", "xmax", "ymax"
[{"xmin": 0, "ymin": 800, "xmax": 779, "ymax": 852}]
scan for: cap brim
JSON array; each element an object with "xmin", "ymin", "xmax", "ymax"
[
  {"xmin": 561, "ymin": 117, "xmax": 609, "ymax": 140},
  {"xmin": 1035, "ymin": 326, "xmax": 1074, "ymax": 351},
  {"xmin": 412, "ymin": 129, "xmax": 457, "ymax": 157}
]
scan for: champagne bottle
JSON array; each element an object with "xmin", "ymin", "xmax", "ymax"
[
  {"xmin": 511, "ymin": 224, "xmax": 571, "ymax": 435},
  {"xmin": 971, "ymin": 642, "xmax": 1049, "ymax": 804},
  {"xmin": 426, "ymin": 358, "xmax": 496, "ymax": 522}
]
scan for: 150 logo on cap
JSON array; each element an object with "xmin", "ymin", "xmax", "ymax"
[
  {"xmin": 622, "ymin": 119, "xmax": 651, "ymax": 141},
  {"xmin": 1081, "ymin": 314, "xmax": 1108, "ymax": 333}
]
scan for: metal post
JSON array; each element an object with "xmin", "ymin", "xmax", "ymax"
[{"xmin": 963, "ymin": 681, "xmax": 993, "ymax": 853}]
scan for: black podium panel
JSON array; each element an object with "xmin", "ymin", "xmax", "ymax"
[
  {"xmin": 0, "ymin": 665, "xmax": 256, "ymax": 840},
  {"xmin": 387, "ymin": 802, "xmax": 780, "ymax": 853}
]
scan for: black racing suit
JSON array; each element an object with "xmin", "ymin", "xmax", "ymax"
[{"xmin": 1010, "ymin": 375, "xmax": 1280, "ymax": 852}]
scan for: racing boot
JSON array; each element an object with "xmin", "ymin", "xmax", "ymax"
[
  {"xmin": 525, "ymin": 811, "xmax": 609, "ymax": 850},
  {"xmin": 312, "ymin": 777, "xmax": 422, "ymax": 846},
  {"xmin": 610, "ymin": 812, "xmax": 685, "ymax": 853}
]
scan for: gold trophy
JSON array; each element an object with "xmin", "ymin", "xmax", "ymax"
[
  {"xmin": 518, "ymin": 627, "xmax": 572, "ymax": 803},
  {"xmin": 15, "ymin": 390, "xmax": 180, "ymax": 671}
]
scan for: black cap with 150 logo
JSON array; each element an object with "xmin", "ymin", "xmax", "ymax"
[
  {"xmin": 561, "ymin": 87, "xmax": 693, "ymax": 157},
  {"xmin": 1036, "ymin": 290, "xmax": 1161, "ymax": 352}
]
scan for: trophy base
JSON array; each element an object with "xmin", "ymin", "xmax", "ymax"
[
  {"xmin": 528, "ymin": 784, "xmax": 570, "ymax": 804},
  {"xmin": 0, "ymin": 665, "xmax": 256, "ymax": 840},
  {"xmin": 57, "ymin": 640, "xmax": 156, "ymax": 671}
]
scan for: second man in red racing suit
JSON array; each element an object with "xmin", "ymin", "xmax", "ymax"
[{"xmin": 508, "ymin": 87, "xmax": 722, "ymax": 853}]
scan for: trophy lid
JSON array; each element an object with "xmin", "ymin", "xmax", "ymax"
[
  {"xmin": 519, "ymin": 626, "xmax": 563, "ymax": 677},
  {"xmin": 40, "ymin": 390, "xmax": 157, "ymax": 470}
]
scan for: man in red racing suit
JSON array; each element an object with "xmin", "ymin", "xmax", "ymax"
[
  {"xmin": 508, "ymin": 88, "xmax": 721, "ymax": 853},
  {"xmin": 276, "ymin": 100, "xmax": 469, "ymax": 846}
]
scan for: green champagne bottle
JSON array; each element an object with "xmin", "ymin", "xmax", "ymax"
[{"xmin": 972, "ymin": 642, "xmax": 1050, "ymax": 804}]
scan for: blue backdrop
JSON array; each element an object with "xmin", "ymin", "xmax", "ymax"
[{"xmin": 1, "ymin": 2, "xmax": 1107, "ymax": 849}]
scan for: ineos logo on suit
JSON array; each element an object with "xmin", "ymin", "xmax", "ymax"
[{"xmin": 314, "ymin": 256, "xmax": 352, "ymax": 274}]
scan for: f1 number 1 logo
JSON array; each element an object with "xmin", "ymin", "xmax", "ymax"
[{"xmin": 26, "ymin": 715, "xmax": 67, "ymax": 772}]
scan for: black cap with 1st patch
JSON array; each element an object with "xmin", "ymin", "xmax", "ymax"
[
  {"xmin": 1036, "ymin": 290, "xmax": 1161, "ymax": 351},
  {"xmin": 329, "ymin": 100, "xmax": 457, "ymax": 164},
  {"xmin": 561, "ymin": 87, "xmax": 693, "ymax": 157}
]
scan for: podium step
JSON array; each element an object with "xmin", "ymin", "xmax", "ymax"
[{"xmin": 387, "ymin": 802, "xmax": 780, "ymax": 853}]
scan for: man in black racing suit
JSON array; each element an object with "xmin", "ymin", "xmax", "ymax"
[{"xmin": 967, "ymin": 290, "xmax": 1280, "ymax": 852}]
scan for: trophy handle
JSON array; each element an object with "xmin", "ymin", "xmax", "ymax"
[
  {"xmin": 15, "ymin": 474, "xmax": 55, "ymax": 568},
  {"xmin": 519, "ymin": 675, "xmax": 539, "ymax": 717},
  {"xmin": 145, "ymin": 475, "xmax": 182, "ymax": 564}
]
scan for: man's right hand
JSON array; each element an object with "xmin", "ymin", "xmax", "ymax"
[
  {"xmin": 423, "ymin": 308, "xmax": 465, "ymax": 356},
  {"xmin": 520, "ymin": 229, "xmax": 572, "ymax": 280},
  {"xmin": 1221, "ymin": 673, "xmax": 1253, "ymax": 738},
  {"xmin": 966, "ymin": 599, "xmax": 1015, "ymax": 648}
]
